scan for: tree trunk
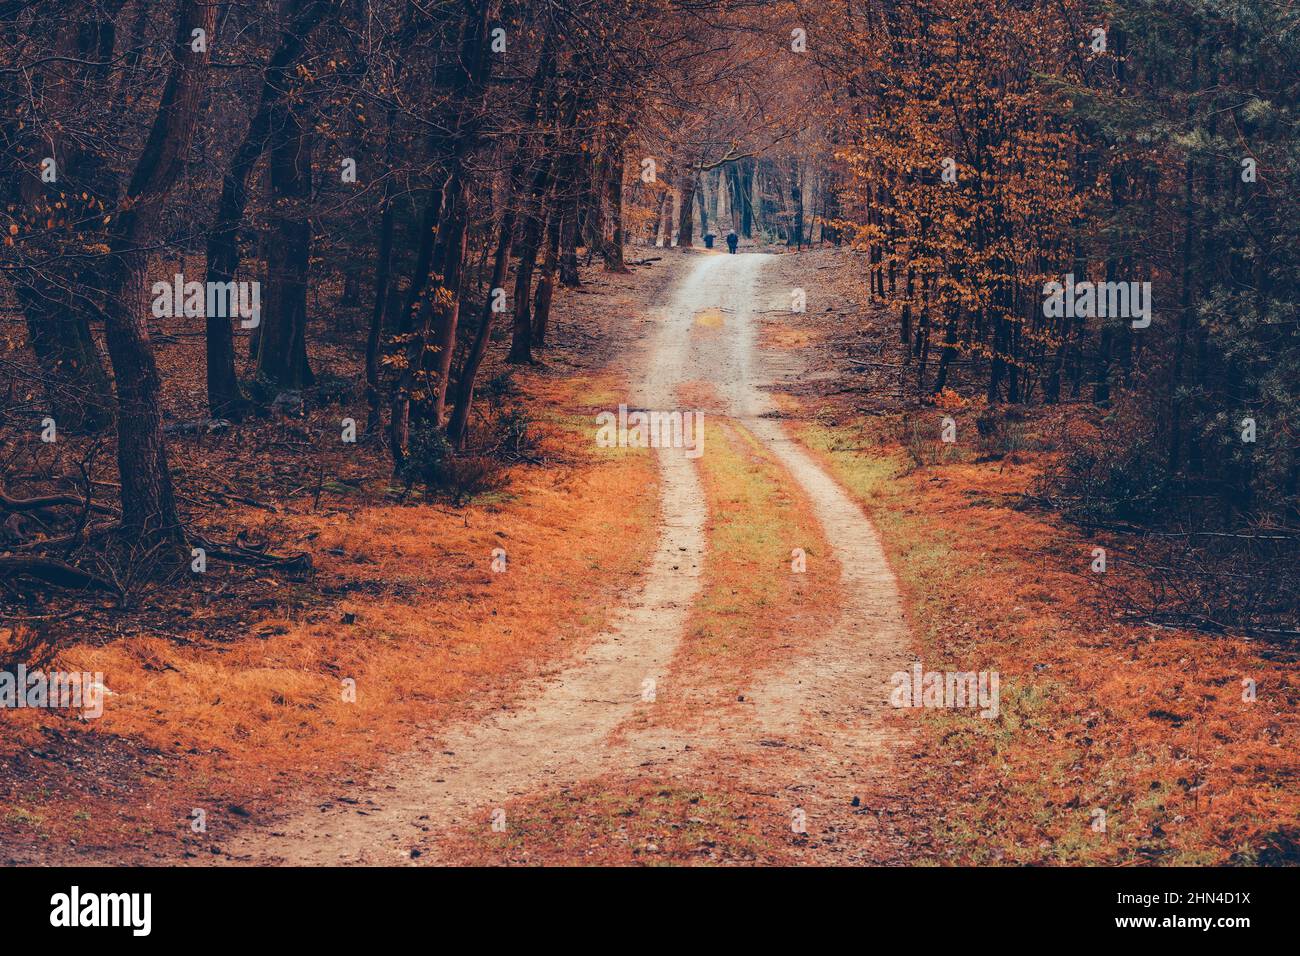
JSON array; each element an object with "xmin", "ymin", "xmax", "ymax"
[
  {"xmin": 338, "ymin": 269, "xmax": 361, "ymax": 307},
  {"xmin": 256, "ymin": 99, "xmax": 315, "ymax": 391},
  {"xmin": 695, "ymin": 178, "xmax": 709, "ymax": 238},
  {"xmin": 366, "ymin": 132, "xmax": 399, "ymax": 434},
  {"xmin": 532, "ymin": 207, "xmax": 560, "ymax": 348},
  {"xmin": 439, "ymin": 13, "xmax": 555, "ymax": 449},
  {"xmin": 821, "ymin": 169, "xmax": 842, "ymax": 244},
  {"xmin": 12, "ymin": 278, "xmax": 114, "ymax": 432},
  {"xmin": 741, "ymin": 158, "xmax": 755, "ymax": 238},
  {"xmin": 787, "ymin": 157, "xmax": 803, "ymax": 248},
  {"xmin": 448, "ymin": 207, "xmax": 515, "ymax": 448},
  {"xmin": 713, "ymin": 166, "xmax": 726, "ymax": 228},
  {"xmin": 602, "ymin": 142, "xmax": 630, "ymax": 272},
  {"xmin": 652, "ymin": 190, "xmax": 669, "ymax": 246},
  {"xmin": 204, "ymin": 0, "xmax": 328, "ymax": 418},
  {"xmin": 587, "ymin": 153, "xmax": 606, "ymax": 263},
  {"xmin": 507, "ymin": 182, "xmax": 551, "ymax": 363},
  {"xmin": 388, "ymin": 2, "xmax": 495, "ymax": 464},
  {"xmin": 425, "ymin": 175, "xmax": 472, "ymax": 423},
  {"xmin": 676, "ymin": 169, "xmax": 698, "ymax": 247},
  {"xmin": 558, "ymin": 201, "xmax": 580, "ymax": 287},
  {"xmin": 98, "ymin": 0, "xmax": 217, "ymax": 552}
]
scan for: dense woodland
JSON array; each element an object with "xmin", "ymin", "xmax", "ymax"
[{"xmin": 1, "ymin": 0, "xmax": 1297, "ymax": 634}]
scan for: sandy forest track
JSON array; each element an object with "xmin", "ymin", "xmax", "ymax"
[{"xmin": 220, "ymin": 251, "xmax": 913, "ymax": 865}]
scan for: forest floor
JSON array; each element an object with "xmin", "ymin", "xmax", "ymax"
[
  {"xmin": 214, "ymin": 248, "xmax": 918, "ymax": 866},
  {"xmin": 2, "ymin": 244, "xmax": 1296, "ymax": 866}
]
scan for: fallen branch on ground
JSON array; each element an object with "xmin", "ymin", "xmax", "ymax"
[
  {"xmin": 6, "ymin": 521, "xmax": 121, "ymax": 553},
  {"xmin": 0, "ymin": 489, "xmax": 118, "ymax": 516}
]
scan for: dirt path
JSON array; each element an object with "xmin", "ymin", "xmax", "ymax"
[
  {"xmin": 219, "ymin": 251, "xmax": 913, "ymax": 865},
  {"xmin": 693, "ymin": 254, "xmax": 910, "ymax": 746},
  {"xmin": 616, "ymin": 252, "xmax": 916, "ymax": 863}
]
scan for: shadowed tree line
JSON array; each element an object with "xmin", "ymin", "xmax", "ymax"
[
  {"xmin": 808, "ymin": 0, "xmax": 1299, "ymax": 634},
  {"xmin": 0, "ymin": 0, "xmax": 811, "ymax": 584}
]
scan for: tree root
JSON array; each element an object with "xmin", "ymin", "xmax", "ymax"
[
  {"xmin": 1, "ymin": 489, "xmax": 119, "ymax": 516},
  {"xmin": 0, "ymin": 555, "xmax": 119, "ymax": 593},
  {"xmin": 0, "ymin": 530, "xmax": 311, "ymax": 595},
  {"xmin": 190, "ymin": 532, "xmax": 313, "ymax": 575}
]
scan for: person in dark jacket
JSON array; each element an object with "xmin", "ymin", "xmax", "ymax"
[
  {"xmin": 725, "ymin": 231, "xmax": 738, "ymax": 254},
  {"xmin": 703, "ymin": 232, "xmax": 715, "ymax": 249}
]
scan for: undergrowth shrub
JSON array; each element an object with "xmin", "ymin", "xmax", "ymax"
[
  {"xmin": 898, "ymin": 415, "xmax": 963, "ymax": 471},
  {"xmin": 1039, "ymin": 405, "xmax": 1172, "ymax": 527},
  {"xmin": 490, "ymin": 405, "xmax": 539, "ymax": 459},
  {"xmin": 399, "ymin": 410, "xmax": 528, "ymax": 506}
]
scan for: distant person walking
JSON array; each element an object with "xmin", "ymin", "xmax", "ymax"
[{"xmin": 725, "ymin": 230, "xmax": 738, "ymax": 254}]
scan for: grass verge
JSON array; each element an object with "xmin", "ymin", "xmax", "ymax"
[
  {"xmin": 0, "ymin": 372, "xmax": 658, "ymax": 863},
  {"xmin": 796, "ymin": 416, "xmax": 1299, "ymax": 865}
]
